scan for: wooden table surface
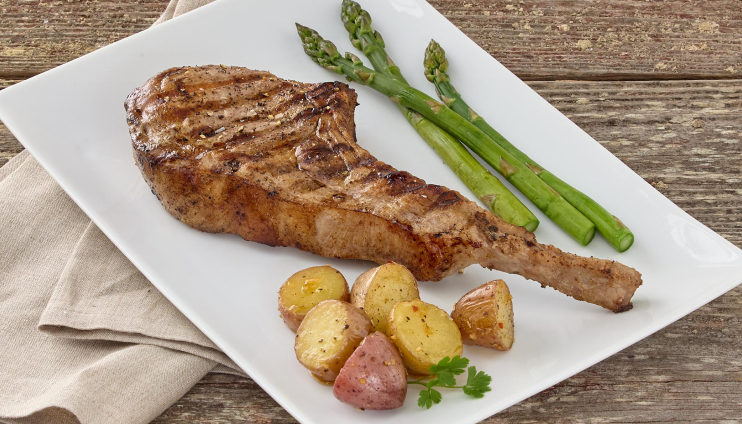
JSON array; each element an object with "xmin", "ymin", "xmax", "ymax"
[{"xmin": 2, "ymin": 0, "xmax": 741, "ymax": 422}]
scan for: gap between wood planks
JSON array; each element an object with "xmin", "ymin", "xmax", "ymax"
[
  {"xmin": 518, "ymin": 73, "xmax": 742, "ymax": 82},
  {"xmin": 2, "ymin": 71, "xmax": 742, "ymax": 84}
]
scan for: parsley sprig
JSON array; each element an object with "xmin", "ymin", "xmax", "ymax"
[{"xmin": 408, "ymin": 356, "xmax": 492, "ymax": 409}]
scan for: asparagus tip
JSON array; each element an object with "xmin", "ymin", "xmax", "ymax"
[
  {"xmin": 424, "ymin": 39, "xmax": 449, "ymax": 81},
  {"xmin": 295, "ymin": 23, "xmax": 341, "ymax": 69},
  {"xmin": 341, "ymin": 0, "xmax": 372, "ymax": 45},
  {"xmin": 341, "ymin": 0, "xmax": 360, "ymax": 11}
]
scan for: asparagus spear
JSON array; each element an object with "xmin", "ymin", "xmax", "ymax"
[
  {"xmin": 424, "ymin": 40, "xmax": 634, "ymax": 252},
  {"xmin": 296, "ymin": 24, "xmax": 596, "ymax": 245},
  {"xmin": 339, "ymin": 1, "xmax": 538, "ymax": 231},
  {"xmin": 341, "ymin": 1, "xmax": 405, "ymax": 83}
]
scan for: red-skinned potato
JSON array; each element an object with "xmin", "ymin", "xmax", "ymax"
[{"xmin": 333, "ymin": 332, "xmax": 407, "ymax": 410}]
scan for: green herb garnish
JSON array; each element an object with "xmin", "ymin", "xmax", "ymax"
[{"xmin": 408, "ymin": 355, "xmax": 492, "ymax": 409}]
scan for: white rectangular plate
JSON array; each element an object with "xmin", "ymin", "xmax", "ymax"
[{"xmin": 1, "ymin": 0, "xmax": 741, "ymax": 423}]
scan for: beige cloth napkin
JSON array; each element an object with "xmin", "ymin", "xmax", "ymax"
[{"xmin": 0, "ymin": 1, "xmax": 242, "ymax": 423}]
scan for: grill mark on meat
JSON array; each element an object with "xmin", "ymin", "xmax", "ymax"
[
  {"xmin": 294, "ymin": 106, "xmax": 326, "ymax": 122},
  {"xmin": 296, "ymin": 145, "xmax": 335, "ymax": 165},
  {"xmin": 385, "ymin": 171, "xmax": 427, "ymax": 196},
  {"xmin": 160, "ymin": 67, "xmax": 272, "ymax": 92},
  {"xmin": 305, "ymin": 81, "xmax": 345, "ymax": 101},
  {"xmin": 148, "ymin": 72, "xmax": 301, "ymax": 138},
  {"xmin": 125, "ymin": 65, "xmax": 642, "ymax": 312},
  {"xmin": 431, "ymin": 188, "xmax": 464, "ymax": 209}
]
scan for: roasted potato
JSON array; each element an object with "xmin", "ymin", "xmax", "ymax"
[
  {"xmin": 278, "ymin": 265, "xmax": 350, "ymax": 332},
  {"xmin": 451, "ymin": 280, "xmax": 514, "ymax": 351},
  {"xmin": 333, "ymin": 332, "xmax": 407, "ymax": 410},
  {"xmin": 294, "ymin": 300, "xmax": 373, "ymax": 382},
  {"xmin": 350, "ymin": 262, "xmax": 420, "ymax": 334},
  {"xmin": 387, "ymin": 300, "xmax": 463, "ymax": 375}
]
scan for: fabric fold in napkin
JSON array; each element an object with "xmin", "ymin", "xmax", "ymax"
[
  {"xmin": 154, "ymin": 0, "xmax": 214, "ymax": 25},
  {"xmin": 0, "ymin": 1, "xmax": 244, "ymax": 424},
  {"xmin": 37, "ymin": 221, "xmax": 240, "ymax": 372}
]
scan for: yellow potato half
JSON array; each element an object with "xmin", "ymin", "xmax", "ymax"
[
  {"xmin": 350, "ymin": 262, "xmax": 420, "ymax": 334},
  {"xmin": 387, "ymin": 300, "xmax": 463, "ymax": 375},
  {"xmin": 278, "ymin": 265, "xmax": 349, "ymax": 332},
  {"xmin": 294, "ymin": 300, "xmax": 373, "ymax": 382}
]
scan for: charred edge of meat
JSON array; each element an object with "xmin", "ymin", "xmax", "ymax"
[{"xmin": 613, "ymin": 303, "xmax": 634, "ymax": 313}]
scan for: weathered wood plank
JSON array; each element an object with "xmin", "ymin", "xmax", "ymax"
[
  {"xmin": 145, "ymin": 78, "xmax": 742, "ymax": 423},
  {"xmin": 0, "ymin": 78, "xmax": 24, "ymax": 167},
  {"xmin": 0, "ymin": 123, "xmax": 23, "ymax": 169},
  {"xmin": 428, "ymin": 0, "xmax": 742, "ymax": 80},
  {"xmin": 487, "ymin": 289, "xmax": 742, "ymax": 423},
  {"xmin": 529, "ymin": 79, "xmax": 742, "ymax": 244},
  {"xmin": 1, "ymin": 0, "xmax": 740, "ymax": 81},
  {"xmin": 0, "ymin": 0, "xmax": 169, "ymax": 78},
  {"xmin": 0, "ymin": 78, "xmax": 23, "ymax": 90}
]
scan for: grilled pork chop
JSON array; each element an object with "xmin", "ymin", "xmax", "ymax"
[{"xmin": 125, "ymin": 65, "xmax": 641, "ymax": 312}]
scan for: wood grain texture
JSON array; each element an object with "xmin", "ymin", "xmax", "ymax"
[
  {"xmin": 530, "ymin": 79, "xmax": 742, "ymax": 244},
  {"xmin": 0, "ymin": 0, "xmax": 169, "ymax": 78},
  {"xmin": 0, "ymin": 124, "xmax": 23, "ymax": 168},
  {"xmin": 1, "ymin": 0, "xmax": 740, "ymax": 81},
  {"xmin": 427, "ymin": 0, "xmax": 742, "ymax": 80},
  {"xmin": 1, "ymin": 0, "xmax": 741, "ymax": 423},
  {"xmin": 0, "ymin": 76, "xmax": 24, "ymax": 167}
]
